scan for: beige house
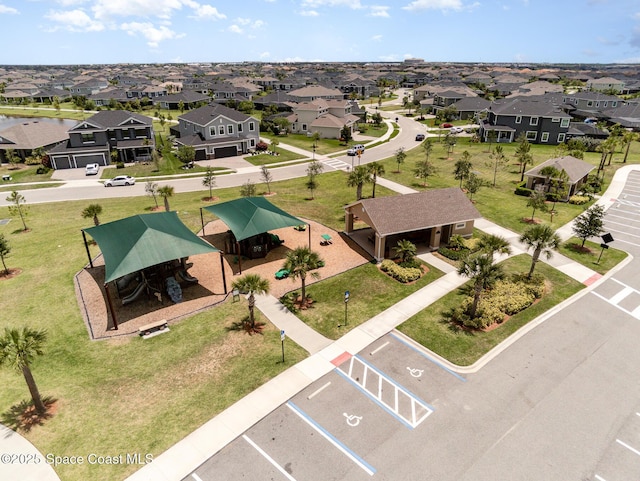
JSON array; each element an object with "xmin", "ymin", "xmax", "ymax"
[
  {"xmin": 344, "ymin": 188, "xmax": 482, "ymax": 262},
  {"xmin": 290, "ymin": 99, "xmax": 360, "ymax": 139},
  {"xmin": 524, "ymin": 156, "xmax": 595, "ymax": 200}
]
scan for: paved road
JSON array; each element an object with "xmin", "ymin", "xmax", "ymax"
[{"xmin": 178, "ymin": 170, "xmax": 640, "ymax": 481}]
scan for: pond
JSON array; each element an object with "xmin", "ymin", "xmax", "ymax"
[{"xmin": 0, "ymin": 115, "xmax": 77, "ymax": 130}]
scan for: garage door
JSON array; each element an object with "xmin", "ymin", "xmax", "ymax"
[
  {"xmin": 51, "ymin": 155, "xmax": 72, "ymax": 170},
  {"xmin": 214, "ymin": 146, "xmax": 238, "ymax": 158},
  {"xmin": 74, "ymin": 154, "xmax": 105, "ymax": 168},
  {"xmin": 195, "ymin": 149, "xmax": 207, "ymax": 161}
]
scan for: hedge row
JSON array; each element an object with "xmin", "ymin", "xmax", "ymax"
[{"xmin": 380, "ymin": 259, "xmax": 422, "ymax": 283}]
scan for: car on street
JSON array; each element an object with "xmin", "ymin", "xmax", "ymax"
[
  {"xmin": 415, "ymin": 134, "xmax": 425, "ymax": 141},
  {"xmin": 104, "ymin": 175, "xmax": 135, "ymax": 187},
  {"xmin": 347, "ymin": 144, "xmax": 365, "ymax": 156},
  {"xmin": 441, "ymin": 123, "xmax": 453, "ymax": 128},
  {"xmin": 85, "ymin": 163, "xmax": 99, "ymax": 175},
  {"xmin": 450, "ymin": 127, "xmax": 464, "ymax": 134}
]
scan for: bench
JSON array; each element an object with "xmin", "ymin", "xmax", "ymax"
[
  {"xmin": 138, "ymin": 319, "xmax": 169, "ymax": 338},
  {"xmin": 2, "ymin": 175, "xmax": 11, "ymax": 181},
  {"xmin": 320, "ymin": 234, "xmax": 332, "ymax": 246}
]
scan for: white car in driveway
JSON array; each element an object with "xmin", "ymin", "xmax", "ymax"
[
  {"xmin": 85, "ymin": 163, "xmax": 99, "ymax": 175},
  {"xmin": 104, "ymin": 175, "xmax": 136, "ymax": 187},
  {"xmin": 450, "ymin": 127, "xmax": 464, "ymax": 134}
]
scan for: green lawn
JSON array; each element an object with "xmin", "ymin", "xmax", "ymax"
[
  {"xmin": 243, "ymin": 148, "xmax": 306, "ymax": 166},
  {"xmin": 559, "ymin": 237, "xmax": 628, "ymax": 275},
  {"xmin": 397, "ymin": 255, "xmax": 584, "ymax": 366},
  {"xmin": 294, "ymin": 261, "xmax": 445, "ymax": 339}
]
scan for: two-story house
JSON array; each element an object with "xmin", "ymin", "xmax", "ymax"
[
  {"xmin": 587, "ymin": 77, "xmax": 626, "ymax": 94},
  {"xmin": 561, "ymin": 91, "xmax": 622, "ymax": 119},
  {"xmin": 289, "ymin": 99, "xmax": 359, "ymax": 139},
  {"xmin": 173, "ymin": 103, "xmax": 259, "ymax": 160},
  {"xmin": 48, "ymin": 110, "xmax": 155, "ymax": 169},
  {"xmin": 479, "ymin": 97, "xmax": 571, "ymax": 145}
]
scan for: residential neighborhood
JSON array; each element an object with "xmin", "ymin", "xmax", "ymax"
[{"xmin": 2, "ymin": 59, "xmax": 640, "ymax": 481}]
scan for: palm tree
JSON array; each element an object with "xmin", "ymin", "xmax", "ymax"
[
  {"xmin": 158, "ymin": 185, "xmax": 174, "ymax": 212},
  {"xmin": 393, "ymin": 239, "xmax": 417, "ymax": 264},
  {"xmin": 367, "ymin": 162, "xmax": 385, "ymax": 198},
  {"xmin": 282, "ymin": 247, "xmax": 323, "ymax": 307},
  {"xmin": 81, "ymin": 204, "xmax": 103, "ymax": 226},
  {"xmin": 0, "ymin": 327, "xmax": 48, "ymax": 414},
  {"xmin": 458, "ymin": 253, "xmax": 505, "ymax": 319},
  {"xmin": 477, "ymin": 234, "xmax": 512, "ymax": 257},
  {"xmin": 231, "ymin": 274, "xmax": 270, "ymax": 332},
  {"xmin": 347, "ymin": 165, "xmax": 370, "ymax": 200},
  {"xmin": 519, "ymin": 224, "xmax": 561, "ymax": 279}
]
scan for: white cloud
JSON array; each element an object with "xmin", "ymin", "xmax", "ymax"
[
  {"xmin": 228, "ymin": 24, "xmax": 243, "ymax": 34},
  {"xmin": 92, "ymin": 0, "xmax": 217, "ymax": 21},
  {"xmin": 299, "ymin": 9, "xmax": 319, "ymax": 16},
  {"xmin": 236, "ymin": 17, "xmax": 251, "ymax": 25},
  {"xmin": 229, "ymin": 18, "xmax": 265, "ymax": 32},
  {"xmin": 301, "ymin": 0, "xmax": 363, "ymax": 9},
  {"xmin": 0, "ymin": 4, "xmax": 19, "ymax": 14},
  {"xmin": 120, "ymin": 21, "xmax": 184, "ymax": 47},
  {"xmin": 191, "ymin": 5, "xmax": 226, "ymax": 20},
  {"xmin": 55, "ymin": 0, "xmax": 89, "ymax": 6},
  {"xmin": 403, "ymin": 0, "xmax": 463, "ymax": 11},
  {"xmin": 259, "ymin": 51, "xmax": 271, "ymax": 58},
  {"xmin": 45, "ymin": 9, "xmax": 104, "ymax": 32},
  {"xmin": 369, "ymin": 6, "xmax": 390, "ymax": 17},
  {"xmin": 371, "ymin": 34, "xmax": 383, "ymax": 41}
]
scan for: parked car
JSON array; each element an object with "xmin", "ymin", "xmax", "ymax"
[
  {"xmin": 415, "ymin": 134, "xmax": 425, "ymax": 141},
  {"xmin": 441, "ymin": 123, "xmax": 453, "ymax": 128},
  {"xmin": 85, "ymin": 163, "xmax": 99, "ymax": 175},
  {"xmin": 450, "ymin": 127, "xmax": 464, "ymax": 134},
  {"xmin": 104, "ymin": 175, "xmax": 135, "ymax": 187},
  {"xmin": 347, "ymin": 144, "xmax": 365, "ymax": 156}
]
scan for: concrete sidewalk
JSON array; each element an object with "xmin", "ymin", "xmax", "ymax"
[{"xmin": 0, "ymin": 424, "xmax": 61, "ymax": 481}]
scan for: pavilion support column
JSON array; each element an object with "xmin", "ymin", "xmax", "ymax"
[
  {"xmin": 237, "ymin": 241, "xmax": 242, "ymax": 275},
  {"xmin": 82, "ymin": 230, "xmax": 93, "ymax": 268},
  {"xmin": 104, "ymin": 282, "xmax": 118, "ymax": 331},
  {"xmin": 375, "ymin": 235, "xmax": 386, "ymax": 263},
  {"xmin": 308, "ymin": 224, "xmax": 311, "ymax": 249},
  {"xmin": 220, "ymin": 251, "xmax": 228, "ymax": 294},
  {"xmin": 200, "ymin": 208, "xmax": 205, "ymax": 236}
]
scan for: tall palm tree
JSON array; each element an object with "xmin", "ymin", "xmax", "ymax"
[
  {"xmin": 0, "ymin": 327, "xmax": 48, "ymax": 414},
  {"xmin": 81, "ymin": 204, "xmax": 103, "ymax": 226},
  {"xmin": 478, "ymin": 234, "xmax": 512, "ymax": 257},
  {"xmin": 519, "ymin": 224, "xmax": 561, "ymax": 279},
  {"xmin": 458, "ymin": 253, "xmax": 504, "ymax": 319},
  {"xmin": 231, "ymin": 274, "xmax": 270, "ymax": 331},
  {"xmin": 346, "ymin": 165, "xmax": 370, "ymax": 201},
  {"xmin": 158, "ymin": 185, "xmax": 174, "ymax": 212},
  {"xmin": 367, "ymin": 162, "xmax": 385, "ymax": 198},
  {"xmin": 282, "ymin": 247, "xmax": 323, "ymax": 306}
]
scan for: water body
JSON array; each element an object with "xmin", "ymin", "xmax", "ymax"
[{"xmin": 0, "ymin": 115, "xmax": 77, "ymax": 130}]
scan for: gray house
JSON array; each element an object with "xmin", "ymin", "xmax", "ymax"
[
  {"xmin": 174, "ymin": 103, "xmax": 259, "ymax": 160},
  {"xmin": 479, "ymin": 97, "xmax": 571, "ymax": 144},
  {"xmin": 48, "ymin": 110, "xmax": 155, "ymax": 169}
]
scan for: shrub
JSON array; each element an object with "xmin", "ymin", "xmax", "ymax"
[
  {"xmin": 279, "ymin": 291, "xmax": 299, "ymax": 314},
  {"xmin": 463, "ymin": 237, "xmax": 481, "ymax": 252},
  {"xmin": 511, "ymin": 273, "xmax": 545, "ymax": 298},
  {"xmin": 515, "ymin": 181, "xmax": 533, "ymax": 197},
  {"xmin": 569, "ymin": 195, "xmax": 590, "ymax": 205},
  {"xmin": 255, "ymin": 141, "xmax": 269, "ymax": 152},
  {"xmin": 489, "ymin": 281, "xmax": 535, "ymax": 315},
  {"xmin": 116, "ymin": 162, "xmax": 125, "ymax": 169},
  {"xmin": 36, "ymin": 166, "xmax": 50, "ymax": 174},
  {"xmin": 437, "ymin": 246, "xmax": 468, "ymax": 261},
  {"xmin": 458, "ymin": 298, "xmax": 504, "ymax": 329},
  {"xmin": 448, "ymin": 234, "xmax": 466, "ymax": 250},
  {"xmin": 380, "ymin": 259, "xmax": 422, "ymax": 283},
  {"xmin": 399, "ymin": 258, "xmax": 422, "ymax": 269}
]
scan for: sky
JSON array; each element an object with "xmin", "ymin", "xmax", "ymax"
[{"xmin": 0, "ymin": 0, "xmax": 639, "ymax": 65}]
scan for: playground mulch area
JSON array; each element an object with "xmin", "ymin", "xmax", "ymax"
[{"xmin": 75, "ymin": 219, "xmax": 371, "ymax": 340}]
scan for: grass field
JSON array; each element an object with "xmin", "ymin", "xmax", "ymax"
[{"xmin": 396, "ymin": 255, "xmax": 585, "ymax": 366}]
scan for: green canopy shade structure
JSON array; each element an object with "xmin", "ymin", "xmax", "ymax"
[
  {"xmin": 202, "ymin": 197, "xmax": 304, "ymax": 241},
  {"xmin": 84, "ymin": 211, "xmax": 219, "ymax": 283},
  {"xmin": 201, "ymin": 197, "xmax": 309, "ymax": 274}
]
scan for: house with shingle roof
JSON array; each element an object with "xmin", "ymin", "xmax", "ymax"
[
  {"xmin": 289, "ymin": 99, "xmax": 359, "ymax": 139},
  {"xmin": 479, "ymin": 96, "xmax": 571, "ymax": 144},
  {"xmin": 524, "ymin": 156, "xmax": 595, "ymax": 200},
  {"xmin": 48, "ymin": 110, "xmax": 155, "ymax": 169},
  {"xmin": 288, "ymin": 85, "xmax": 344, "ymax": 102},
  {"xmin": 173, "ymin": 103, "xmax": 259, "ymax": 160},
  {"xmin": 344, "ymin": 188, "xmax": 482, "ymax": 262},
  {"xmin": 0, "ymin": 120, "xmax": 69, "ymax": 163}
]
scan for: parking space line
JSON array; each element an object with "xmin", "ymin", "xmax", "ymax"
[
  {"xmin": 308, "ymin": 382, "xmax": 331, "ymax": 400},
  {"xmin": 242, "ymin": 435, "xmax": 298, "ymax": 481},
  {"xmin": 370, "ymin": 341, "xmax": 389, "ymax": 356},
  {"xmin": 595, "ymin": 475, "xmax": 607, "ymax": 481},
  {"xmin": 390, "ymin": 332, "xmax": 466, "ymax": 382},
  {"xmin": 286, "ymin": 401, "xmax": 376, "ymax": 476},
  {"xmin": 191, "ymin": 474, "xmax": 204, "ymax": 481},
  {"xmin": 616, "ymin": 439, "xmax": 640, "ymax": 457},
  {"xmin": 337, "ymin": 355, "xmax": 434, "ymax": 429}
]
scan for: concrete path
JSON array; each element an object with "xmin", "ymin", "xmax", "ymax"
[{"xmin": 0, "ymin": 423, "xmax": 61, "ymax": 481}]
